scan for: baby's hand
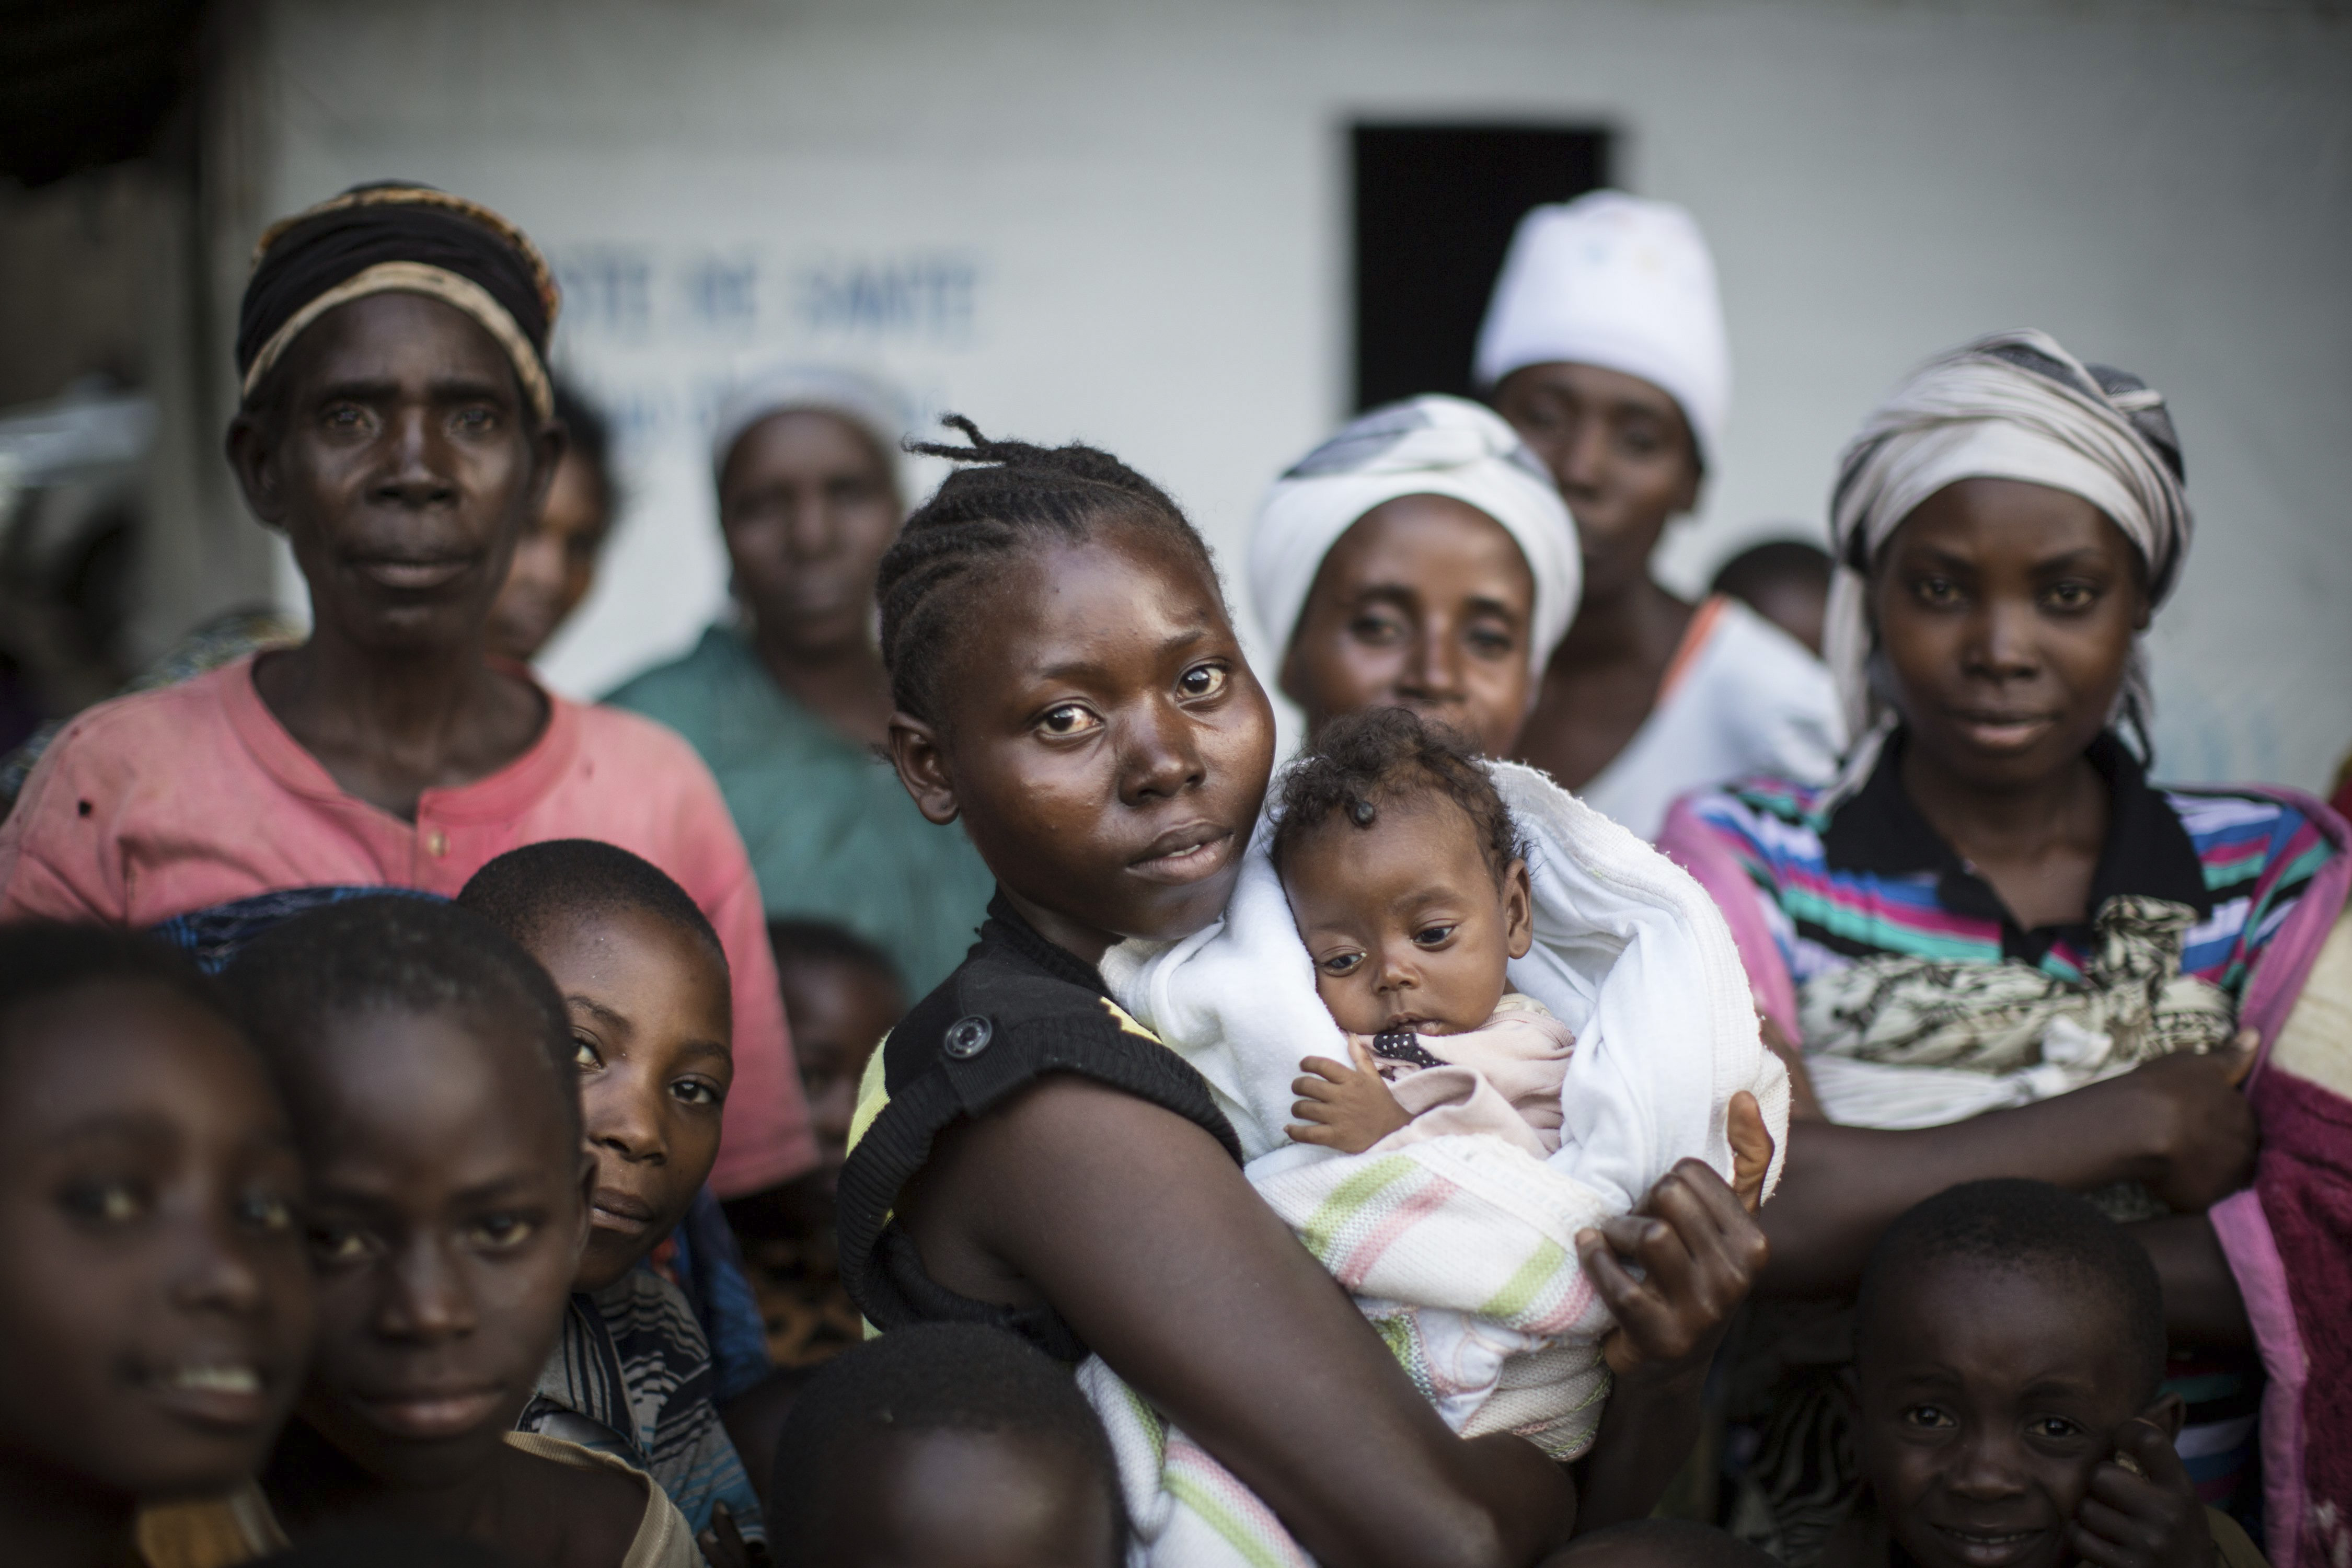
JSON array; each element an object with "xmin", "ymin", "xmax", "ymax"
[
  {"xmin": 1288, "ymin": 1038, "xmax": 1414, "ymax": 1153},
  {"xmin": 2069, "ymin": 1417, "xmax": 2215, "ymax": 1568}
]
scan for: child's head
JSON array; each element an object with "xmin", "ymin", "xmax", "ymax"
[
  {"xmin": 1851, "ymin": 1179, "xmax": 2174, "ymax": 1568},
  {"xmin": 877, "ymin": 418, "xmax": 1276, "ymax": 955},
  {"xmin": 227, "ymin": 897, "xmax": 587, "ymax": 1491},
  {"xmin": 0, "ymin": 924, "xmax": 313, "ymax": 1508},
  {"xmin": 770, "ymin": 1324, "xmax": 1123, "ymax": 1568},
  {"xmin": 1709, "ymin": 537, "xmax": 1831, "ymax": 657},
  {"xmin": 1270, "ymin": 707, "xmax": 1533, "ymax": 1036},
  {"xmin": 767, "ymin": 920, "xmax": 904, "ymax": 1186},
  {"xmin": 458, "ymin": 839, "xmax": 732, "ymax": 1289}
]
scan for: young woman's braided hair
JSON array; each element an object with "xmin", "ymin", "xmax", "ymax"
[
  {"xmin": 1270, "ymin": 707, "xmax": 1528, "ymax": 883},
  {"xmin": 875, "ymin": 416, "xmax": 1218, "ymax": 725}
]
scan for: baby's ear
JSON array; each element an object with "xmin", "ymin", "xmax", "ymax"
[
  {"xmin": 2140, "ymin": 1391, "xmax": 2186, "ymax": 1443},
  {"xmin": 1503, "ymin": 859, "xmax": 1535, "ymax": 960}
]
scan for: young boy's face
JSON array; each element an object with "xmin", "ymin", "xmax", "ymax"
[
  {"xmin": 526, "ymin": 906, "xmax": 733, "ymax": 1290},
  {"xmin": 1282, "ymin": 794, "xmax": 1534, "ymax": 1037},
  {"xmin": 1855, "ymin": 1259, "xmax": 2172, "ymax": 1568},
  {"xmin": 778, "ymin": 956, "xmax": 903, "ymax": 1187},
  {"xmin": 0, "ymin": 984, "xmax": 313, "ymax": 1502},
  {"xmin": 819, "ymin": 1426, "xmax": 1120, "ymax": 1568},
  {"xmin": 286, "ymin": 1003, "xmax": 588, "ymax": 1489}
]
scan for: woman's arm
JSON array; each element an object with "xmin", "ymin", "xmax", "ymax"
[
  {"xmin": 906, "ymin": 1075, "xmax": 1577, "ymax": 1568},
  {"xmin": 1569, "ymin": 1096, "xmax": 1775, "ymax": 1528},
  {"xmin": 1757, "ymin": 1046, "xmax": 2257, "ymax": 1299}
]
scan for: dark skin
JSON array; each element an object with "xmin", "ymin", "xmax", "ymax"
[
  {"xmin": 522, "ymin": 907, "xmax": 734, "ymax": 1293},
  {"xmin": 0, "ymin": 984, "xmax": 313, "ymax": 1568},
  {"xmin": 1281, "ymin": 798, "xmax": 1537, "ymax": 1152},
  {"xmin": 226, "ymin": 291, "xmax": 564, "ymax": 822},
  {"xmin": 1843, "ymin": 1261, "xmax": 2211, "ymax": 1568},
  {"xmin": 262, "ymin": 1004, "xmax": 643, "ymax": 1566},
  {"xmin": 1757, "ymin": 479, "xmax": 2257, "ymax": 1343},
  {"xmin": 813, "ymin": 1428, "xmax": 1122, "ymax": 1568},
  {"xmin": 887, "ymin": 525, "xmax": 1771, "ymax": 1563},
  {"xmin": 777, "ymin": 955, "xmax": 905, "ymax": 1189},
  {"xmin": 488, "ymin": 447, "xmax": 612, "ymax": 663},
  {"xmin": 1279, "ymin": 494, "xmax": 1540, "ymax": 759},
  {"xmin": 721, "ymin": 410, "xmax": 903, "ymax": 751},
  {"xmin": 1494, "ymin": 362, "xmax": 1703, "ymax": 790}
]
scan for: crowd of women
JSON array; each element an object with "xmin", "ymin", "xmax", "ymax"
[{"xmin": 0, "ymin": 176, "xmax": 2346, "ymax": 1568}]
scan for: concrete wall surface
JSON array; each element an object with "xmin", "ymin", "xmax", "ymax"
[{"xmin": 237, "ymin": 0, "xmax": 2351, "ymax": 787}]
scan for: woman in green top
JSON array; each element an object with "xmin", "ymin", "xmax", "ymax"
[{"xmin": 606, "ymin": 367, "xmax": 995, "ymax": 997}]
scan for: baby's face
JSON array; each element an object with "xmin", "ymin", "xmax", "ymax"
[{"xmin": 1280, "ymin": 795, "xmax": 1532, "ymax": 1036}]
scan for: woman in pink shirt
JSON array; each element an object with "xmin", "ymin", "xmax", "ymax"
[{"xmin": 0, "ymin": 184, "xmax": 813, "ymax": 1199}]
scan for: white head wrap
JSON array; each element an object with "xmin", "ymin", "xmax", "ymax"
[
  {"xmin": 1248, "ymin": 395, "xmax": 1582, "ymax": 678},
  {"xmin": 708, "ymin": 363, "xmax": 910, "ymax": 494},
  {"xmin": 1825, "ymin": 327, "xmax": 2191, "ymax": 763},
  {"xmin": 1474, "ymin": 191, "xmax": 1732, "ymax": 472}
]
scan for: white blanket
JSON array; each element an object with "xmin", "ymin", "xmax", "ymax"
[{"xmin": 1091, "ymin": 761, "xmax": 1791, "ymax": 1566}]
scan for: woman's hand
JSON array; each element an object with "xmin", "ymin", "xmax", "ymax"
[
  {"xmin": 1579, "ymin": 1092, "xmax": 1772, "ymax": 1378},
  {"xmin": 2110, "ymin": 1031, "xmax": 2257, "ymax": 1213}
]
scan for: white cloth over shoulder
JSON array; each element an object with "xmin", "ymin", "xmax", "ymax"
[
  {"xmin": 1577, "ymin": 597, "xmax": 1842, "ymax": 843},
  {"xmin": 1249, "ymin": 395, "xmax": 1581, "ymax": 677},
  {"xmin": 1092, "ymin": 762, "xmax": 1790, "ymax": 1567},
  {"xmin": 1474, "ymin": 191, "xmax": 1732, "ymax": 471}
]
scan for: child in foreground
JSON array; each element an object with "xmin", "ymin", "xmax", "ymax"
[
  {"xmin": 228, "ymin": 896, "xmax": 698, "ymax": 1567},
  {"xmin": 459, "ymin": 840, "xmax": 768, "ymax": 1559},
  {"xmin": 1832, "ymin": 1179, "xmax": 2265, "ymax": 1568},
  {"xmin": 767, "ymin": 1323, "xmax": 1123, "ymax": 1568},
  {"xmin": 1273, "ymin": 707, "xmax": 1575, "ymax": 1159},
  {"xmin": 0, "ymin": 924, "xmax": 314, "ymax": 1568}
]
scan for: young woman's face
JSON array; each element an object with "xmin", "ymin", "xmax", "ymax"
[
  {"xmin": 893, "ymin": 525, "xmax": 1277, "ymax": 956},
  {"xmin": 0, "ymin": 984, "xmax": 312, "ymax": 1504},
  {"xmin": 487, "ymin": 447, "xmax": 610, "ymax": 663},
  {"xmin": 1492, "ymin": 361, "xmax": 1699, "ymax": 606},
  {"xmin": 526, "ymin": 908, "xmax": 734, "ymax": 1293},
  {"xmin": 721, "ymin": 409, "xmax": 903, "ymax": 661},
  {"xmin": 1872, "ymin": 479, "xmax": 2149, "ymax": 793},
  {"xmin": 286, "ymin": 1004, "xmax": 587, "ymax": 1490},
  {"xmin": 1278, "ymin": 495, "xmax": 1538, "ymax": 759},
  {"xmin": 229, "ymin": 292, "xmax": 558, "ymax": 657}
]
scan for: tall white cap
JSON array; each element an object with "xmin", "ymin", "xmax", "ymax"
[{"xmin": 1473, "ymin": 191, "xmax": 1731, "ymax": 472}]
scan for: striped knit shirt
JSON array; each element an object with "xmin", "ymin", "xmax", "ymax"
[
  {"xmin": 520, "ymin": 1270, "xmax": 766, "ymax": 1542},
  {"xmin": 1681, "ymin": 732, "xmax": 2335, "ymax": 1007}
]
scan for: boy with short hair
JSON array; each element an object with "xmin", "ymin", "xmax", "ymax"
[
  {"xmin": 767, "ymin": 1324, "xmax": 1123, "ymax": 1568},
  {"xmin": 459, "ymin": 839, "xmax": 768, "ymax": 1556},
  {"xmin": 229, "ymin": 896, "xmax": 696, "ymax": 1567},
  {"xmin": 766, "ymin": 919, "xmax": 905, "ymax": 1189},
  {"xmin": 1835, "ymin": 1179, "xmax": 2265, "ymax": 1568}
]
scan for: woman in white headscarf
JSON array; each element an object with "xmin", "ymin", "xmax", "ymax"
[
  {"xmin": 1478, "ymin": 192, "xmax": 1842, "ymax": 839},
  {"xmin": 605, "ymin": 366, "xmax": 995, "ymax": 1001},
  {"xmin": 1659, "ymin": 330, "xmax": 2351, "ymax": 1565},
  {"xmin": 1251, "ymin": 394, "xmax": 1580, "ymax": 759}
]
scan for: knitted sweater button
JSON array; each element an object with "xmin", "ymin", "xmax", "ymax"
[{"xmin": 943, "ymin": 1015, "xmax": 994, "ymax": 1059}]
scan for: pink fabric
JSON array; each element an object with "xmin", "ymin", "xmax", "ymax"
[
  {"xmin": 1658, "ymin": 797, "xmax": 1799, "ymax": 1036},
  {"xmin": 1360, "ymin": 995, "xmax": 1576, "ymax": 1160},
  {"xmin": 0, "ymin": 656, "xmax": 814, "ymax": 1197},
  {"xmin": 2208, "ymin": 1187, "xmax": 2310, "ymax": 1568}
]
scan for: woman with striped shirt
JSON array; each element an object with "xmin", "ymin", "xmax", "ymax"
[{"xmin": 1661, "ymin": 331, "xmax": 2348, "ymax": 1565}]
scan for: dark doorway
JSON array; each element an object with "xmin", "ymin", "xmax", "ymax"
[{"xmin": 1352, "ymin": 124, "xmax": 1611, "ymax": 412}]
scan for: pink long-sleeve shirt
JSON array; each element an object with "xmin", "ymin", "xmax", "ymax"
[{"xmin": 0, "ymin": 655, "xmax": 815, "ymax": 1197}]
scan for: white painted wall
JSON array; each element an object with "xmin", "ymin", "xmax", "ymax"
[{"xmin": 245, "ymin": 0, "xmax": 2352, "ymax": 788}]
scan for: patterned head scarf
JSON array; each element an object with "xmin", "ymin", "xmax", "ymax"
[
  {"xmin": 1825, "ymin": 328, "xmax": 2190, "ymax": 760},
  {"xmin": 237, "ymin": 184, "xmax": 560, "ymax": 422},
  {"xmin": 1249, "ymin": 395, "xmax": 1581, "ymax": 679}
]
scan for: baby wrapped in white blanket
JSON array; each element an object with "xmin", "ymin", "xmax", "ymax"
[{"xmin": 1089, "ymin": 725, "xmax": 1791, "ymax": 1567}]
